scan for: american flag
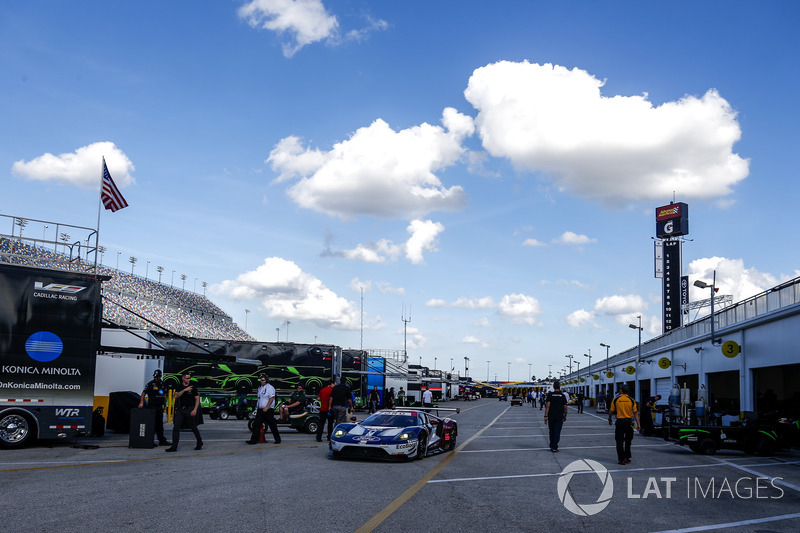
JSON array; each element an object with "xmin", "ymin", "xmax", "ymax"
[{"xmin": 101, "ymin": 158, "xmax": 129, "ymax": 212}]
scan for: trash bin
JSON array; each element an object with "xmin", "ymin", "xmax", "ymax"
[{"xmin": 129, "ymin": 408, "xmax": 155, "ymax": 448}]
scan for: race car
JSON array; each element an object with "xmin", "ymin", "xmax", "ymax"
[
  {"xmin": 510, "ymin": 395, "xmax": 524, "ymax": 406},
  {"xmin": 329, "ymin": 408, "xmax": 459, "ymax": 460}
]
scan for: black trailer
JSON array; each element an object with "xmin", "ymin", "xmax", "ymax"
[{"xmin": 0, "ymin": 262, "xmax": 106, "ymax": 448}]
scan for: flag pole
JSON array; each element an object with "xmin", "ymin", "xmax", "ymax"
[{"xmin": 95, "ymin": 157, "xmax": 104, "ymax": 271}]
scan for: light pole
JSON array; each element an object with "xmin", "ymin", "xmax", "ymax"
[
  {"xmin": 129, "ymin": 256, "xmax": 137, "ymax": 274},
  {"xmin": 565, "ymin": 354, "xmax": 573, "ymax": 375},
  {"xmin": 629, "ymin": 315, "xmax": 643, "ymax": 365},
  {"xmin": 507, "ymin": 362, "xmax": 511, "ymax": 382},
  {"xmin": 181, "ymin": 274, "xmax": 187, "ymax": 290},
  {"xmin": 285, "ymin": 320, "xmax": 290, "ymax": 341},
  {"xmin": 276, "ymin": 327, "xmax": 280, "ymax": 342},
  {"xmin": 245, "ymin": 309, "xmax": 250, "ymax": 332},
  {"xmin": 694, "ymin": 271, "xmax": 720, "ymax": 345},
  {"xmin": 600, "ymin": 343, "xmax": 611, "ymax": 371},
  {"xmin": 116, "ymin": 250, "xmax": 121, "ymax": 270},
  {"xmin": 98, "ymin": 245, "xmax": 106, "ymax": 265},
  {"xmin": 464, "ymin": 357, "xmax": 469, "ymax": 378},
  {"xmin": 202, "ymin": 281, "xmax": 207, "ymax": 296},
  {"xmin": 486, "ymin": 360, "xmax": 490, "ymax": 382},
  {"xmin": 156, "ymin": 266, "xmax": 164, "ymax": 283},
  {"xmin": 146, "ymin": 261, "xmax": 150, "ymax": 280},
  {"xmin": 171, "ymin": 270, "xmax": 175, "ymax": 286},
  {"xmin": 42, "ymin": 224, "xmax": 48, "ymax": 243}
]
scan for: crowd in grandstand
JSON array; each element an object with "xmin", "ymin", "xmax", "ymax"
[{"xmin": 1, "ymin": 236, "xmax": 254, "ymax": 341}]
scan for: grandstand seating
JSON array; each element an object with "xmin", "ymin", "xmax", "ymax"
[{"xmin": 1, "ymin": 237, "xmax": 253, "ymax": 341}]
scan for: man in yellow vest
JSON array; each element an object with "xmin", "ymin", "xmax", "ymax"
[{"xmin": 608, "ymin": 384, "xmax": 640, "ymax": 465}]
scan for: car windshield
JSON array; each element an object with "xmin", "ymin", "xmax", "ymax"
[{"xmin": 362, "ymin": 413, "xmax": 417, "ymax": 427}]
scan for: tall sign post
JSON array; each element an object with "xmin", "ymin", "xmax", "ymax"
[{"xmin": 655, "ymin": 202, "xmax": 689, "ymax": 334}]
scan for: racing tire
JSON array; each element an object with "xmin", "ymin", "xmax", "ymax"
[
  {"xmin": 218, "ymin": 409, "xmax": 229, "ymax": 421},
  {"xmin": 247, "ymin": 419, "xmax": 258, "ymax": 433},
  {"xmin": 209, "ymin": 412, "xmax": 218, "ymax": 420},
  {"xmin": 415, "ymin": 432, "xmax": 427, "ymax": 460},
  {"xmin": 0, "ymin": 412, "xmax": 36, "ymax": 449},
  {"xmin": 698, "ymin": 438, "xmax": 717, "ymax": 455},
  {"xmin": 303, "ymin": 418, "xmax": 320, "ymax": 434}
]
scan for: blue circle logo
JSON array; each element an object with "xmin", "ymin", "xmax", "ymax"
[{"xmin": 25, "ymin": 331, "xmax": 63, "ymax": 362}]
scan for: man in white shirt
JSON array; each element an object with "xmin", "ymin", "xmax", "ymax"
[
  {"xmin": 246, "ymin": 375, "xmax": 281, "ymax": 444},
  {"xmin": 422, "ymin": 387, "xmax": 433, "ymax": 408}
]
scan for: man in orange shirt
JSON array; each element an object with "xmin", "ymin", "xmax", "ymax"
[
  {"xmin": 316, "ymin": 378, "xmax": 335, "ymax": 442},
  {"xmin": 609, "ymin": 384, "xmax": 640, "ymax": 465}
]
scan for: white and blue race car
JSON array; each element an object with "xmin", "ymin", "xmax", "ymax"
[{"xmin": 329, "ymin": 408, "xmax": 459, "ymax": 460}]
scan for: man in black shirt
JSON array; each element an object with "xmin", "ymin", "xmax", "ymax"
[
  {"xmin": 544, "ymin": 381, "xmax": 568, "ymax": 452},
  {"xmin": 328, "ymin": 380, "xmax": 353, "ymax": 426},
  {"xmin": 138, "ymin": 369, "xmax": 170, "ymax": 446},
  {"xmin": 165, "ymin": 373, "xmax": 203, "ymax": 452}
]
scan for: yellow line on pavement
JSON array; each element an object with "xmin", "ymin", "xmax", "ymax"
[{"xmin": 355, "ymin": 406, "xmax": 510, "ymax": 533}]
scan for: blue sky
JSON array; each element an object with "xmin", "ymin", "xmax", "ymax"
[{"xmin": 3, "ymin": 1, "xmax": 798, "ymax": 382}]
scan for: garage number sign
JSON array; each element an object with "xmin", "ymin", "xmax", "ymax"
[{"xmin": 721, "ymin": 341, "xmax": 741, "ymax": 358}]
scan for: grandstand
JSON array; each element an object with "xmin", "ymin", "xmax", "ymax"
[{"xmin": 1, "ymin": 227, "xmax": 253, "ymax": 342}]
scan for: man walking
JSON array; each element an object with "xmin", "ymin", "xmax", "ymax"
[
  {"xmin": 165, "ymin": 373, "xmax": 202, "ymax": 452},
  {"xmin": 609, "ymin": 384, "xmax": 640, "ymax": 465},
  {"xmin": 544, "ymin": 381, "xmax": 568, "ymax": 452},
  {"xmin": 247, "ymin": 375, "xmax": 281, "ymax": 444}
]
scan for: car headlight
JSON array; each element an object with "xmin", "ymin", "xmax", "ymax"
[
  {"xmin": 333, "ymin": 429, "xmax": 346, "ymax": 437},
  {"xmin": 398, "ymin": 432, "xmax": 411, "ymax": 440}
]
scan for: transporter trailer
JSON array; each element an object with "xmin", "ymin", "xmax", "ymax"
[{"xmin": 0, "ymin": 262, "xmax": 107, "ymax": 448}]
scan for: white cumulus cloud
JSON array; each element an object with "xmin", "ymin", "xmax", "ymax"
[
  {"xmin": 498, "ymin": 293, "xmax": 542, "ymax": 326},
  {"xmin": 212, "ymin": 257, "xmax": 360, "ymax": 329},
  {"xmin": 464, "ymin": 60, "xmax": 749, "ymax": 205},
  {"xmin": 12, "ymin": 141, "xmax": 135, "ymax": 188},
  {"xmin": 238, "ymin": 0, "xmax": 339, "ymax": 57},
  {"xmin": 268, "ymin": 108, "xmax": 473, "ymax": 220},
  {"xmin": 334, "ymin": 219, "xmax": 444, "ymax": 265},
  {"xmin": 554, "ymin": 231, "xmax": 596, "ymax": 245}
]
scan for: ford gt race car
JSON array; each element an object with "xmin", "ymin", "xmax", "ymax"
[{"xmin": 329, "ymin": 408, "xmax": 459, "ymax": 460}]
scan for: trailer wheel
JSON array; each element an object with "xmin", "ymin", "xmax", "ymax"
[
  {"xmin": 218, "ymin": 409, "xmax": 229, "ymax": 421},
  {"xmin": 0, "ymin": 412, "xmax": 35, "ymax": 449},
  {"xmin": 698, "ymin": 438, "xmax": 717, "ymax": 455}
]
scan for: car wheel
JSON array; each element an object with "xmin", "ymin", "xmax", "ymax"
[
  {"xmin": 248, "ymin": 419, "xmax": 257, "ymax": 433},
  {"xmin": 218, "ymin": 409, "xmax": 229, "ymax": 421},
  {"xmin": 416, "ymin": 432, "xmax": 427, "ymax": 460},
  {"xmin": 757, "ymin": 437, "xmax": 776, "ymax": 456},
  {"xmin": 209, "ymin": 412, "xmax": 218, "ymax": 420},
  {"xmin": 304, "ymin": 418, "xmax": 320, "ymax": 434},
  {"xmin": 698, "ymin": 438, "xmax": 717, "ymax": 455},
  {"xmin": 0, "ymin": 412, "xmax": 35, "ymax": 449}
]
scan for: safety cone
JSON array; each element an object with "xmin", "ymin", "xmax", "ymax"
[{"xmin": 258, "ymin": 426, "xmax": 266, "ymax": 443}]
